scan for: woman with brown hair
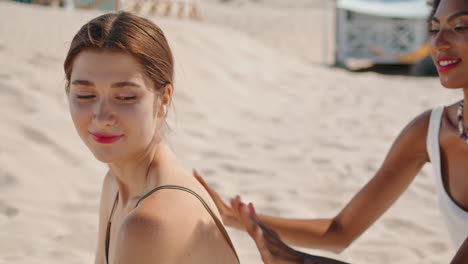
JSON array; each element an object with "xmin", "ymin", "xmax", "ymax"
[
  {"xmin": 64, "ymin": 12, "xmax": 240, "ymax": 264},
  {"xmin": 195, "ymin": 0, "xmax": 468, "ymax": 263}
]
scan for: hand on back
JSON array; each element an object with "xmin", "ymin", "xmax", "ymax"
[
  {"xmin": 194, "ymin": 169, "xmax": 350, "ymax": 264},
  {"xmin": 193, "ymin": 171, "xmax": 300, "ymax": 264},
  {"xmin": 193, "ymin": 169, "xmax": 245, "ymax": 230}
]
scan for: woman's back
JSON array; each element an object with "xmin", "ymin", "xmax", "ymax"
[{"xmin": 95, "ymin": 149, "xmax": 239, "ymax": 264}]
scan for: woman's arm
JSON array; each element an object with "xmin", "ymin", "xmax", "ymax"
[
  {"xmin": 196, "ymin": 110, "xmax": 432, "ymax": 252},
  {"xmin": 450, "ymin": 236, "xmax": 468, "ymax": 264},
  {"xmin": 239, "ymin": 202, "xmax": 351, "ymax": 264}
]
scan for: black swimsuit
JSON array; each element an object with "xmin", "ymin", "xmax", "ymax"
[{"xmin": 104, "ymin": 185, "xmax": 240, "ymax": 263}]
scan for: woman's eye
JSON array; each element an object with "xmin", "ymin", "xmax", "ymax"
[
  {"xmin": 117, "ymin": 96, "xmax": 137, "ymax": 101},
  {"xmin": 76, "ymin": 95, "xmax": 95, "ymax": 99},
  {"xmin": 429, "ymin": 28, "xmax": 439, "ymax": 34},
  {"xmin": 454, "ymin": 26, "xmax": 468, "ymax": 32}
]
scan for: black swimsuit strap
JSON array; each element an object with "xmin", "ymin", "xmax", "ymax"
[
  {"xmin": 105, "ymin": 185, "xmax": 240, "ymax": 264},
  {"xmin": 135, "ymin": 185, "xmax": 240, "ymax": 263},
  {"xmin": 105, "ymin": 192, "xmax": 119, "ymax": 264}
]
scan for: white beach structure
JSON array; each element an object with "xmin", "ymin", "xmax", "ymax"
[
  {"xmin": 334, "ymin": 0, "xmax": 432, "ymax": 67},
  {"xmin": 19, "ymin": 0, "xmax": 202, "ymax": 21},
  {"xmin": 119, "ymin": 0, "xmax": 202, "ymax": 20}
]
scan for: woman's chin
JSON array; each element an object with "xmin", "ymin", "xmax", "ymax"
[
  {"xmin": 90, "ymin": 151, "xmax": 122, "ymax": 164},
  {"xmin": 439, "ymin": 74, "xmax": 468, "ymax": 89},
  {"xmin": 440, "ymin": 80, "xmax": 465, "ymax": 89},
  {"xmin": 94, "ymin": 156, "xmax": 116, "ymax": 164}
]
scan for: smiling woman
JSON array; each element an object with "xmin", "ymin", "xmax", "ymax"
[
  {"xmin": 67, "ymin": 51, "xmax": 162, "ymax": 163},
  {"xmin": 63, "ymin": 12, "xmax": 240, "ymax": 264},
  {"xmin": 429, "ymin": 0, "xmax": 468, "ymax": 89},
  {"xmin": 195, "ymin": 0, "xmax": 468, "ymax": 263}
]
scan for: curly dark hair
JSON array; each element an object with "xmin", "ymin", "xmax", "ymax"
[
  {"xmin": 427, "ymin": 0, "xmax": 441, "ymax": 30},
  {"xmin": 429, "ymin": 0, "xmax": 441, "ymax": 18}
]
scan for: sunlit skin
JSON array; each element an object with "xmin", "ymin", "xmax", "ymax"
[
  {"xmin": 68, "ymin": 51, "xmax": 160, "ymax": 164},
  {"xmin": 430, "ymin": 1, "xmax": 468, "ymax": 89},
  {"xmin": 195, "ymin": 0, "xmax": 468, "ymax": 263},
  {"xmin": 68, "ymin": 50, "xmax": 239, "ymax": 264}
]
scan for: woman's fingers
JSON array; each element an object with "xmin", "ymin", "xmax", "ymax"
[
  {"xmin": 246, "ymin": 204, "xmax": 276, "ymax": 263},
  {"xmin": 238, "ymin": 203, "xmax": 256, "ymax": 235},
  {"xmin": 235, "ymin": 200, "xmax": 351, "ymax": 264},
  {"xmin": 236, "ymin": 203, "xmax": 288, "ymax": 264},
  {"xmin": 231, "ymin": 197, "xmax": 249, "ymax": 231},
  {"xmin": 193, "ymin": 169, "xmax": 227, "ymax": 207},
  {"xmin": 247, "ymin": 203, "xmax": 259, "ymax": 221},
  {"xmin": 193, "ymin": 169, "xmax": 213, "ymax": 194},
  {"xmin": 193, "ymin": 169, "xmax": 245, "ymax": 228},
  {"xmin": 252, "ymin": 224, "xmax": 277, "ymax": 264},
  {"xmin": 230, "ymin": 196, "xmax": 242, "ymax": 216}
]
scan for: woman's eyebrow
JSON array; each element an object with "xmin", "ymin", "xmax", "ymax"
[
  {"xmin": 111, "ymin": 81, "xmax": 142, "ymax": 88},
  {"xmin": 71, "ymin": 79, "xmax": 94, "ymax": 86},
  {"xmin": 448, "ymin": 11, "xmax": 468, "ymax": 22},
  {"xmin": 70, "ymin": 80, "xmax": 141, "ymax": 88},
  {"xmin": 432, "ymin": 11, "xmax": 468, "ymax": 23}
]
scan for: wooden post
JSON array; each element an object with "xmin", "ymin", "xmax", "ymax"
[
  {"xmin": 65, "ymin": 0, "xmax": 75, "ymax": 11},
  {"xmin": 322, "ymin": 0, "xmax": 336, "ymax": 66},
  {"xmin": 322, "ymin": 0, "xmax": 328, "ymax": 66}
]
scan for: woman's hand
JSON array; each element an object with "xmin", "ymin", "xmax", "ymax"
[
  {"xmin": 193, "ymin": 169, "xmax": 243, "ymax": 229},
  {"xmin": 235, "ymin": 201, "xmax": 350, "ymax": 264}
]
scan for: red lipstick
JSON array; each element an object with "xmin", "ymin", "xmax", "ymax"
[
  {"xmin": 436, "ymin": 57, "xmax": 461, "ymax": 73},
  {"xmin": 90, "ymin": 132, "xmax": 123, "ymax": 144}
]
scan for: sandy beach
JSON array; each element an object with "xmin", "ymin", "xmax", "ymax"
[{"xmin": 0, "ymin": 1, "xmax": 462, "ymax": 263}]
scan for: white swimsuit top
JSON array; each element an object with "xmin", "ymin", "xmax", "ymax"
[{"xmin": 427, "ymin": 105, "xmax": 468, "ymax": 250}]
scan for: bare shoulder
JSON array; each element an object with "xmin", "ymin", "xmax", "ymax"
[
  {"xmin": 401, "ymin": 108, "xmax": 432, "ymax": 135},
  {"xmin": 113, "ymin": 207, "xmax": 176, "ymax": 264},
  {"xmin": 111, "ymin": 189, "xmax": 214, "ymax": 264},
  {"xmin": 114, "ymin": 187, "xmax": 237, "ymax": 264},
  {"xmin": 390, "ymin": 109, "xmax": 433, "ymax": 160},
  {"xmin": 124, "ymin": 186, "xmax": 216, "ymax": 237}
]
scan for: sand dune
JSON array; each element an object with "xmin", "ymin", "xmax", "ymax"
[{"xmin": 0, "ymin": 1, "xmax": 461, "ymax": 263}]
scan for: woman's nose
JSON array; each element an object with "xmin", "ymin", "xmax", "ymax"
[
  {"xmin": 432, "ymin": 29, "xmax": 451, "ymax": 51},
  {"xmin": 93, "ymin": 98, "xmax": 115, "ymax": 128}
]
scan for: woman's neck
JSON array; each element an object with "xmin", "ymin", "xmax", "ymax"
[
  {"xmin": 108, "ymin": 142, "xmax": 168, "ymax": 205},
  {"xmin": 463, "ymin": 89, "xmax": 468, "ymax": 123}
]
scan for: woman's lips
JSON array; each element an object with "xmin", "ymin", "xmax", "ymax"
[
  {"xmin": 89, "ymin": 132, "xmax": 123, "ymax": 144},
  {"xmin": 437, "ymin": 57, "xmax": 462, "ymax": 73}
]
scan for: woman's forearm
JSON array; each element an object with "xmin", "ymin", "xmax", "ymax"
[
  {"xmin": 450, "ymin": 236, "xmax": 468, "ymax": 264},
  {"xmin": 255, "ymin": 214, "xmax": 350, "ymax": 252}
]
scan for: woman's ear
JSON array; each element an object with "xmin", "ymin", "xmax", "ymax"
[
  {"xmin": 65, "ymin": 85, "xmax": 70, "ymax": 100},
  {"xmin": 157, "ymin": 83, "xmax": 172, "ymax": 118}
]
